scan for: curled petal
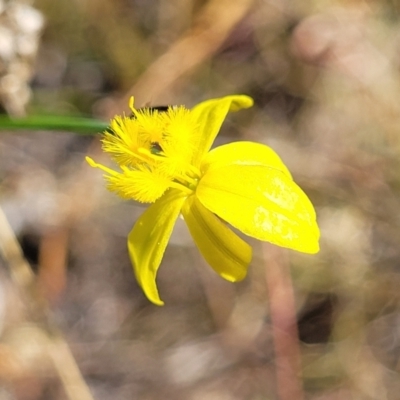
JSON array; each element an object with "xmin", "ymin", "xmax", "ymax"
[
  {"xmin": 197, "ymin": 165, "xmax": 320, "ymax": 254},
  {"xmin": 128, "ymin": 189, "xmax": 186, "ymax": 305},
  {"xmin": 201, "ymin": 141, "xmax": 291, "ymax": 177},
  {"xmin": 182, "ymin": 195, "xmax": 252, "ymax": 282},
  {"xmin": 190, "ymin": 95, "xmax": 253, "ymax": 167}
]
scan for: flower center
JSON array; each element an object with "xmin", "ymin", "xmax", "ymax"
[
  {"xmin": 137, "ymin": 141, "xmax": 201, "ymax": 194},
  {"xmin": 94, "ymin": 99, "xmax": 202, "ymax": 203}
]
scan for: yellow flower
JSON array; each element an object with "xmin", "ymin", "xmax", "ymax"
[{"xmin": 87, "ymin": 95, "xmax": 320, "ymax": 305}]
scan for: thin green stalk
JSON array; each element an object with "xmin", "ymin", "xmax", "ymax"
[{"xmin": 0, "ymin": 115, "xmax": 109, "ymax": 134}]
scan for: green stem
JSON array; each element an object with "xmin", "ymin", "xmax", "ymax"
[{"xmin": 0, "ymin": 115, "xmax": 109, "ymax": 134}]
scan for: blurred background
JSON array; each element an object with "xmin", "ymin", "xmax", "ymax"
[{"xmin": 1, "ymin": 0, "xmax": 400, "ymax": 399}]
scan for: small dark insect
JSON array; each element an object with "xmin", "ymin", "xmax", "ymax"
[
  {"xmin": 150, "ymin": 142, "xmax": 163, "ymax": 154},
  {"xmin": 139, "ymin": 105, "xmax": 171, "ymax": 114},
  {"xmin": 138, "ymin": 106, "xmax": 173, "ymax": 154},
  {"xmin": 105, "ymin": 105, "xmax": 175, "ymax": 135}
]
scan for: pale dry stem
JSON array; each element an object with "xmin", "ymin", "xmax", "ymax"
[
  {"xmin": 263, "ymin": 243, "xmax": 304, "ymax": 400},
  {"xmin": 0, "ymin": 206, "xmax": 94, "ymax": 400},
  {"xmin": 118, "ymin": 0, "xmax": 255, "ymax": 110}
]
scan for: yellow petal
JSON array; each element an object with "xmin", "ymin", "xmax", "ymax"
[
  {"xmin": 201, "ymin": 141, "xmax": 291, "ymax": 178},
  {"xmin": 196, "ymin": 165, "xmax": 320, "ymax": 254},
  {"xmin": 127, "ymin": 189, "xmax": 186, "ymax": 305},
  {"xmin": 182, "ymin": 195, "xmax": 252, "ymax": 282},
  {"xmin": 190, "ymin": 95, "xmax": 254, "ymax": 167}
]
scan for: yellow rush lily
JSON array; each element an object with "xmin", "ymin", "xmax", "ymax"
[{"xmin": 86, "ymin": 95, "xmax": 319, "ymax": 305}]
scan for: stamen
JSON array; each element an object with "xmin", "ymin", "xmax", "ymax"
[
  {"xmin": 186, "ymin": 164, "xmax": 201, "ymax": 179},
  {"xmin": 174, "ymin": 173, "xmax": 198, "ymax": 187},
  {"xmin": 129, "ymin": 96, "xmax": 141, "ymax": 119},
  {"xmin": 86, "ymin": 157, "xmax": 119, "ymax": 176},
  {"xmin": 168, "ymin": 181, "xmax": 193, "ymax": 195},
  {"xmin": 129, "ymin": 97, "xmax": 135, "ymax": 114}
]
